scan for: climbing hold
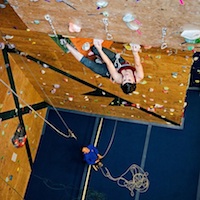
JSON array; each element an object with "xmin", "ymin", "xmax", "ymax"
[
  {"xmin": 0, "ymin": 3, "xmax": 6, "ymax": 8},
  {"xmin": 68, "ymin": 96, "xmax": 73, "ymax": 101},
  {"xmin": 102, "ymin": 11, "xmax": 109, "ymax": 17},
  {"xmin": 163, "ymin": 86, "xmax": 169, "ymax": 91},
  {"xmin": 34, "ymin": 20, "xmax": 40, "ymax": 24},
  {"xmin": 84, "ymin": 96, "xmax": 89, "ymax": 101},
  {"xmin": 68, "ymin": 22, "xmax": 81, "ymax": 33},
  {"xmin": 136, "ymin": 104, "xmax": 140, "ymax": 108},
  {"xmin": 123, "ymin": 13, "xmax": 135, "ymax": 23},
  {"xmin": 149, "ymin": 88, "xmax": 154, "ymax": 92},
  {"xmin": 53, "ymin": 84, "xmax": 60, "ymax": 88},
  {"xmin": 11, "ymin": 152, "xmax": 17, "ymax": 162},
  {"xmin": 50, "ymin": 88, "xmax": 56, "ymax": 94},
  {"xmin": 142, "ymin": 94, "xmax": 146, "ymax": 98},
  {"xmin": 41, "ymin": 69, "xmax": 46, "ymax": 74},
  {"xmin": 9, "ymin": 175, "xmax": 13, "ymax": 181},
  {"xmin": 42, "ymin": 63, "xmax": 49, "ymax": 68},
  {"xmin": 96, "ymin": 0, "xmax": 108, "ymax": 8},
  {"xmin": 124, "ymin": 44, "xmax": 132, "ymax": 51},
  {"xmin": 154, "ymin": 104, "xmax": 163, "ymax": 108},
  {"xmin": 147, "ymin": 107, "xmax": 155, "ymax": 112},
  {"xmin": 140, "ymin": 80, "xmax": 147, "ymax": 85},
  {"xmin": 127, "ymin": 22, "xmax": 139, "ymax": 31},
  {"xmin": 171, "ymin": 72, "xmax": 178, "ymax": 78},
  {"xmin": 187, "ymin": 46, "xmax": 194, "ymax": 51},
  {"xmin": 155, "ymin": 55, "xmax": 161, "ymax": 59},
  {"xmin": 82, "ymin": 42, "xmax": 90, "ymax": 51},
  {"xmin": 133, "ymin": 91, "xmax": 139, "ymax": 95},
  {"xmin": 63, "ymin": 78, "xmax": 68, "ymax": 82},
  {"xmin": 143, "ymin": 45, "xmax": 152, "ymax": 50}
]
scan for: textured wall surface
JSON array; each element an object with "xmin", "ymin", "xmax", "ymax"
[{"xmin": 8, "ymin": 0, "xmax": 200, "ymax": 49}]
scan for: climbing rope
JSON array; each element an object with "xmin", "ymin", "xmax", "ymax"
[
  {"xmin": 0, "ymin": 79, "xmax": 76, "ymax": 139},
  {"xmin": 102, "ymin": 120, "xmax": 117, "ymax": 158},
  {"xmin": 100, "ymin": 164, "xmax": 149, "ymax": 197},
  {"xmin": 92, "ymin": 118, "xmax": 150, "ymax": 197},
  {"xmin": 17, "ymin": 53, "xmax": 76, "ymax": 139}
]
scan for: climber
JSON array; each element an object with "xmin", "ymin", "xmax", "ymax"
[{"xmin": 66, "ymin": 39, "xmax": 144, "ymax": 94}]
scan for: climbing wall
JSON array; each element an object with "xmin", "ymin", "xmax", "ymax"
[
  {"xmin": 0, "ymin": 27, "xmax": 193, "ymax": 126},
  {"xmin": 0, "ymin": 2, "xmax": 196, "ymax": 198},
  {"xmin": 7, "ymin": 0, "xmax": 200, "ymax": 50},
  {"xmin": 0, "ymin": 54, "xmax": 47, "ymax": 200}
]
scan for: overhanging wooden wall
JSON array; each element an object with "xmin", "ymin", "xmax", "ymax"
[
  {"xmin": 0, "ymin": 27, "xmax": 193, "ymax": 125},
  {"xmin": 0, "ymin": 35, "xmax": 47, "ymax": 200},
  {"xmin": 0, "ymin": 1, "xmax": 196, "ymax": 199},
  {"xmin": 8, "ymin": 0, "xmax": 200, "ymax": 49}
]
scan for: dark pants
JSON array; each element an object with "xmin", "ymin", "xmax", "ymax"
[{"xmin": 80, "ymin": 46, "xmax": 125, "ymax": 77}]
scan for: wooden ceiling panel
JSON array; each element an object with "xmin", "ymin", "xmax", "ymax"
[{"xmin": 7, "ymin": 0, "xmax": 200, "ymax": 49}]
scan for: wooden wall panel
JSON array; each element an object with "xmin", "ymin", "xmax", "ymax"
[
  {"xmin": 0, "ymin": 118, "xmax": 31, "ymax": 200},
  {"xmin": 7, "ymin": 0, "xmax": 200, "ymax": 50},
  {"xmin": 0, "ymin": 27, "xmax": 193, "ymax": 125},
  {"xmin": 0, "ymin": 51, "xmax": 47, "ymax": 199},
  {"xmin": 0, "ymin": 0, "xmax": 27, "ymax": 30}
]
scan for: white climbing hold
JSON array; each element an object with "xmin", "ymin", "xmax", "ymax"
[
  {"xmin": 82, "ymin": 42, "xmax": 90, "ymax": 51},
  {"xmin": 96, "ymin": 0, "xmax": 108, "ymax": 8},
  {"xmin": 123, "ymin": 13, "xmax": 135, "ymax": 23},
  {"xmin": 68, "ymin": 22, "xmax": 81, "ymax": 33}
]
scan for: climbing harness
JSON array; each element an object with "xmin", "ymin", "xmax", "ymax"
[{"xmin": 102, "ymin": 18, "xmax": 113, "ymax": 40}]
